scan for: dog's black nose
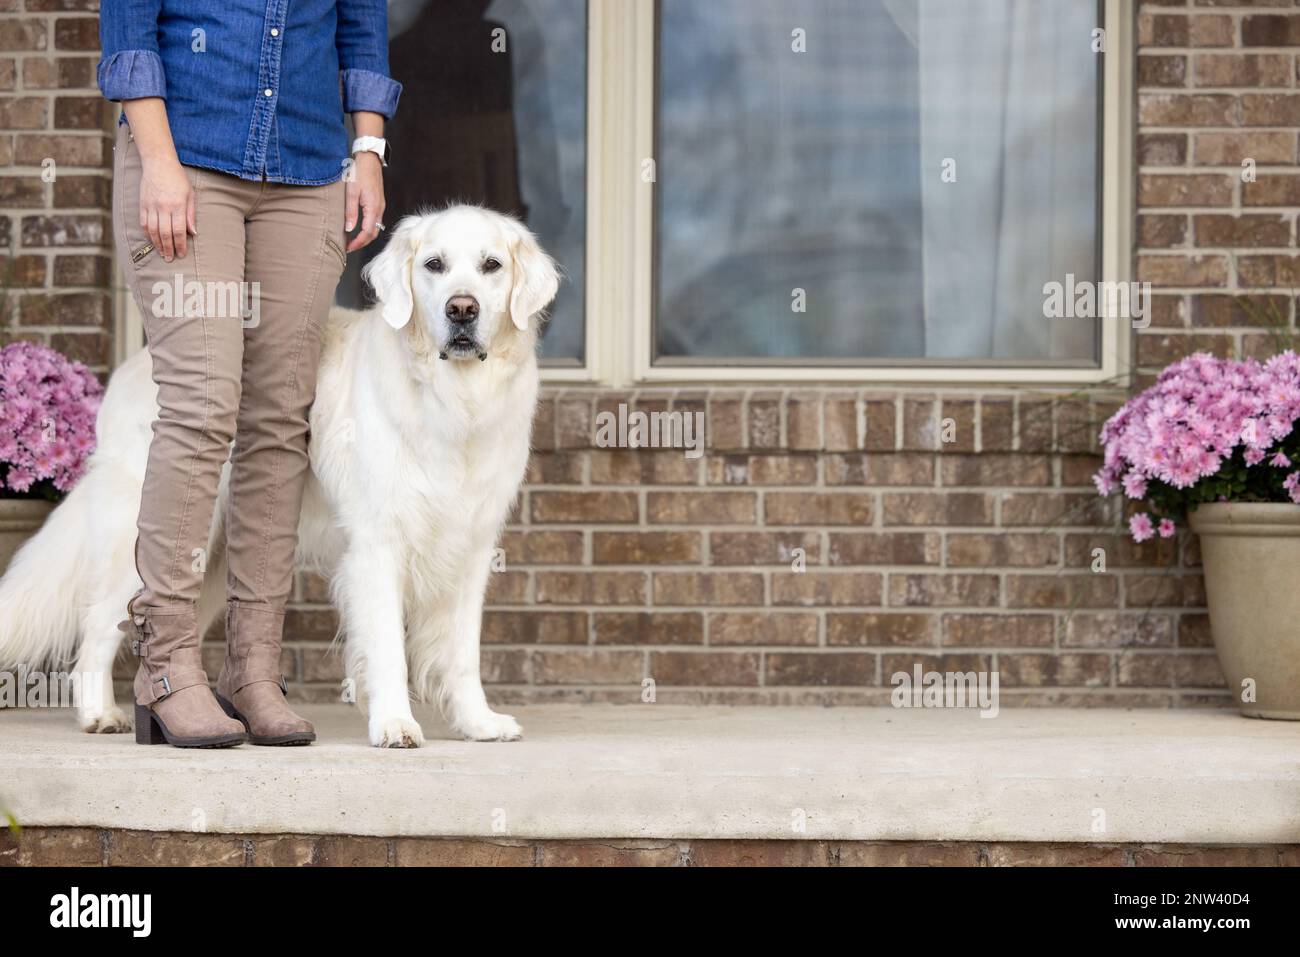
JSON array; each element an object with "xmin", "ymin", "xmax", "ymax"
[{"xmin": 446, "ymin": 295, "xmax": 479, "ymax": 325}]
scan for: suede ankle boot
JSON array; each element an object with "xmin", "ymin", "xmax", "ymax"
[
  {"xmin": 125, "ymin": 606, "xmax": 247, "ymax": 748},
  {"xmin": 216, "ymin": 602, "xmax": 315, "ymax": 746}
]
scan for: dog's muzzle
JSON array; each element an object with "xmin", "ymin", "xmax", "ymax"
[{"xmin": 440, "ymin": 295, "xmax": 487, "ymax": 361}]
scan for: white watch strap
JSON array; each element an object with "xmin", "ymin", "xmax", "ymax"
[{"xmin": 351, "ymin": 136, "xmax": 388, "ymax": 166}]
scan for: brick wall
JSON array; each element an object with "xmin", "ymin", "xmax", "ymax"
[
  {"xmin": 1136, "ymin": 0, "xmax": 1300, "ymax": 373},
  {"xmin": 4, "ymin": 2, "xmax": 1298, "ymax": 707},
  {"xmin": 6, "ymin": 827, "xmax": 1299, "ymax": 866},
  {"xmin": 0, "ymin": 0, "xmax": 113, "ymax": 370},
  {"xmin": 452, "ymin": 387, "xmax": 1213, "ymax": 707}
]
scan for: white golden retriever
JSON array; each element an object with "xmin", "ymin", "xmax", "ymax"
[{"xmin": 0, "ymin": 206, "xmax": 558, "ymax": 747}]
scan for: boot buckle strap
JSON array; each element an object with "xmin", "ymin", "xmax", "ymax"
[
  {"xmin": 241, "ymin": 675, "xmax": 288, "ymax": 695},
  {"xmin": 141, "ymin": 665, "xmax": 205, "ymax": 705},
  {"xmin": 123, "ymin": 615, "xmax": 150, "ymax": 656}
]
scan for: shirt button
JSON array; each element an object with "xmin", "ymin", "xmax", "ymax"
[
  {"xmin": 270, "ymin": 28, "xmax": 279, "ymax": 37},
  {"xmin": 264, "ymin": 88, "xmax": 273, "ymax": 97}
]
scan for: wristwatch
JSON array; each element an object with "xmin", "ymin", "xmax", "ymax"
[{"xmin": 351, "ymin": 135, "xmax": 390, "ymax": 167}]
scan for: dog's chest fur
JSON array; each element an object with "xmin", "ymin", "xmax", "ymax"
[{"xmin": 305, "ymin": 308, "xmax": 538, "ymax": 577}]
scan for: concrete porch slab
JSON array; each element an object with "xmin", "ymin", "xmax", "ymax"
[{"xmin": 2, "ymin": 704, "xmax": 1298, "ymax": 843}]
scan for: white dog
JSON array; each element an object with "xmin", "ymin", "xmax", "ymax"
[{"xmin": 0, "ymin": 206, "xmax": 558, "ymax": 747}]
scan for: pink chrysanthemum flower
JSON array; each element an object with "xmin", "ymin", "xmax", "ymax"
[
  {"xmin": 0, "ymin": 341, "xmax": 103, "ymax": 499},
  {"xmin": 1286, "ymin": 472, "xmax": 1300, "ymax": 504},
  {"xmin": 1096, "ymin": 351, "xmax": 1300, "ymax": 541}
]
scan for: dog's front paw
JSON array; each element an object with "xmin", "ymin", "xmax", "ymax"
[
  {"xmin": 453, "ymin": 710, "xmax": 523, "ymax": 742},
  {"xmin": 369, "ymin": 714, "xmax": 425, "ymax": 749},
  {"xmin": 78, "ymin": 706, "xmax": 132, "ymax": 734}
]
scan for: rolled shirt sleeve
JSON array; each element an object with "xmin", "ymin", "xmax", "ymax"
[
  {"xmin": 97, "ymin": 0, "xmax": 167, "ymax": 101},
  {"xmin": 340, "ymin": 68, "xmax": 402, "ymax": 117},
  {"xmin": 335, "ymin": 0, "xmax": 403, "ymax": 118},
  {"xmin": 97, "ymin": 50, "xmax": 167, "ymax": 102}
]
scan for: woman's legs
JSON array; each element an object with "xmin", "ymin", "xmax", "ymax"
[
  {"xmin": 112, "ymin": 122, "xmax": 250, "ymax": 746},
  {"xmin": 214, "ymin": 177, "xmax": 346, "ymax": 745},
  {"xmin": 123, "ymin": 153, "xmax": 249, "ymax": 612},
  {"xmin": 116, "ymin": 115, "xmax": 345, "ymax": 745}
]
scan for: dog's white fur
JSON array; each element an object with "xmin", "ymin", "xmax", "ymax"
[{"xmin": 0, "ymin": 206, "xmax": 558, "ymax": 747}]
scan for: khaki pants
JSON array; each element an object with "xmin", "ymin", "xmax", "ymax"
[{"xmin": 112, "ymin": 122, "xmax": 347, "ymax": 619}]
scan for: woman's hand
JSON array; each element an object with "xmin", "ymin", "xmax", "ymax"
[
  {"xmin": 138, "ymin": 157, "xmax": 193, "ymax": 263},
  {"xmin": 121, "ymin": 98, "xmax": 194, "ymax": 263},
  {"xmin": 138, "ymin": 156, "xmax": 195, "ymax": 263},
  {"xmin": 345, "ymin": 150, "xmax": 386, "ymax": 253}
]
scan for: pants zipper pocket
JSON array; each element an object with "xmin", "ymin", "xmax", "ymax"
[
  {"xmin": 131, "ymin": 241, "xmax": 154, "ymax": 264},
  {"xmin": 325, "ymin": 236, "xmax": 346, "ymax": 270}
]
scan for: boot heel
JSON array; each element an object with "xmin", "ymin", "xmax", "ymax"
[{"xmin": 134, "ymin": 704, "xmax": 167, "ymax": 745}]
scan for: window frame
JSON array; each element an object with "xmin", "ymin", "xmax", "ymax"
[{"xmin": 576, "ymin": 0, "xmax": 1134, "ymax": 387}]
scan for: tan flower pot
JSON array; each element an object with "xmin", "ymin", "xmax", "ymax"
[
  {"xmin": 0, "ymin": 498, "xmax": 55, "ymax": 577},
  {"xmin": 1189, "ymin": 502, "xmax": 1300, "ymax": 720}
]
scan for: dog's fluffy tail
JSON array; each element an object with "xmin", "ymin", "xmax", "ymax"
[{"xmin": 0, "ymin": 479, "xmax": 96, "ymax": 672}]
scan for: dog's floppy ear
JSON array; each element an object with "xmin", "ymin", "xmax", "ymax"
[
  {"xmin": 362, "ymin": 217, "xmax": 419, "ymax": 330},
  {"xmin": 507, "ymin": 220, "xmax": 560, "ymax": 332}
]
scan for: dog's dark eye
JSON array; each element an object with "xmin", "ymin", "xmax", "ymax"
[
  {"xmin": 424, "ymin": 257, "xmax": 445, "ymax": 273},
  {"xmin": 482, "ymin": 257, "xmax": 502, "ymax": 274}
]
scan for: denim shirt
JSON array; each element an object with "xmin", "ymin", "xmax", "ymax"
[{"xmin": 98, "ymin": 0, "xmax": 402, "ymax": 185}]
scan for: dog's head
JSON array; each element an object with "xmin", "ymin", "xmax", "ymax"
[{"xmin": 361, "ymin": 206, "xmax": 560, "ymax": 361}]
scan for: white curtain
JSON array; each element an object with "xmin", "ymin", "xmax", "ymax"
[{"xmin": 886, "ymin": 0, "xmax": 1098, "ymax": 359}]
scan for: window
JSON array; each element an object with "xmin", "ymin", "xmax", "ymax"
[
  {"xmin": 654, "ymin": 0, "xmax": 1101, "ymax": 367},
  {"xmin": 334, "ymin": 0, "xmax": 1132, "ymax": 385}
]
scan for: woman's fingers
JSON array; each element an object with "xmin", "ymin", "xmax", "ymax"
[
  {"xmin": 157, "ymin": 207, "xmax": 175, "ymax": 261},
  {"xmin": 140, "ymin": 203, "xmax": 187, "ymax": 261},
  {"xmin": 344, "ymin": 179, "xmax": 361, "ymax": 233},
  {"xmin": 347, "ymin": 197, "xmax": 386, "ymax": 253},
  {"xmin": 170, "ymin": 206, "xmax": 188, "ymax": 260},
  {"xmin": 347, "ymin": 211, "xmax": 375, "ymax": 252},
  {"xmin": 145, "ymin": 206, "xmax": 162, "ymax": 257}
]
